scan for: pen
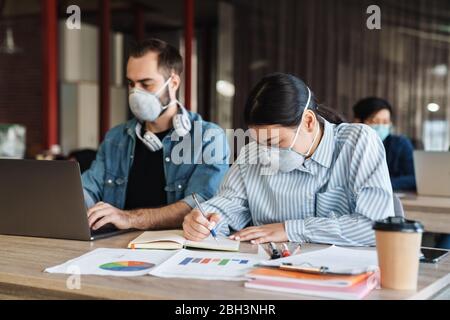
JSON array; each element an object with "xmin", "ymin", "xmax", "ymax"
[
  {"xmin": 280, "ymin": 264, "xmax": 329, "ymax": 274},
  {"xmin": 281, "ymin": 243, "xmax": 291, "ymax": 257},
  {"xmin": 192, "ymin": 193, "xmax": 218, "ymax": 242},
  {"xmin": 280, "ymin": 264, "xmax": 372, "ymax": 276},
  {"xmin": 292, "ymin": 244, "xmax": 302, "ymax": 255},
  {"xmin": 269, "ymin": 242, "xmax": 281, "ymax": 259}
]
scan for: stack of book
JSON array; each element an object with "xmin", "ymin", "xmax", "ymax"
[
  {"xmin": 245, "ymin": 246, "xmax": 381, "ymax": 300},
  {"xmin": 245, "ymin": 267, "xmax": 379, "ymax": 299}
]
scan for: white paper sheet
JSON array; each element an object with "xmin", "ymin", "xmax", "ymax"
[
  {"xmin": 149, "ymin": 249, "xmax": 268, "ymax": 281},
  {"xmin": 45, "ymin": 248, "xmax": 176, "ymax": 277},
  {"xmin": 260, "ymin": 246, "xmax": 379, "ymax": 274}
]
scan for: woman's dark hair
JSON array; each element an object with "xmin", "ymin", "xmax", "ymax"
[
  {"xmin": 353, "ymin": 97, "xmax": 393, "ymax": 123},
  {"xmin": 244, "ymin": 73, "xmax": 345, "ymax": 127}
]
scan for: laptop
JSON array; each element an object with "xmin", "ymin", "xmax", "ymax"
[
  {"xmin": 0, "ymin": 159, "xmax": 130, "ymax": 241},
  {"xmin": 413, "ymin": 151, "xmax": 450, "ymax": 197}
]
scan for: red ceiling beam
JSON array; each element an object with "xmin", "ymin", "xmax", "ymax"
[
  {"xmin": 99, "ymin": 0, "xmax": 111, "ymax": 141},
  {"xmin": 184, "ymin": 0, "xmax": 194, "ymax": 110},
  {"xmin": 41, "ymin": 0, "xmax": 59, "ymax": 149}
]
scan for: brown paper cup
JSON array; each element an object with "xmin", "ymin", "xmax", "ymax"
[{"xmin": 373, "ymin": 217, "xmax": 424, "ymax": 291}]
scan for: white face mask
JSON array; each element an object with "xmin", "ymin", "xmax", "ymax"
[
  {"xmin": 128, "ymin": 77, "xmax": 173, "ymax": 122},
  {"xmin": 261, "ymin": 87, "xmax": 320, "ymax": 173}
]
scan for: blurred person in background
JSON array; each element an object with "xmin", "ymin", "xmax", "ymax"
[{"xmin": 353, "ymin": 97, "xmax": 416, "ymax": 192}]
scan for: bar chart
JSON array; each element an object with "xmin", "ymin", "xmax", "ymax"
[
  {"xmin": 149, "ymin": 249, "xmax": 264, "ymax": 281},
  {"xmin": 178, "ymin": 257, "xmax": 249, "ymax": 266}
]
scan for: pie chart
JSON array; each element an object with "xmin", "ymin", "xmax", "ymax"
[{"xmin": 99, "ymin": 261, "xmax": 155, "ymax": 272}]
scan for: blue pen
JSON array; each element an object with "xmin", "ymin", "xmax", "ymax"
[{"xmin": 192, "ymin": 193, "xmax": 218, "ymax": 242}]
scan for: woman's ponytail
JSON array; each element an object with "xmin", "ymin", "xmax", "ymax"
[{"xmin": 316, "ymin": 104, "xmax": 346, "ymax": 125}]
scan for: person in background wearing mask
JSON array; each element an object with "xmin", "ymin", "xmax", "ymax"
[
  {"xmin": 183, "ymin": 73, "xmax": 394, "ymax": 247},
  {"xmin": 82, "ymin": 39, "xmax": 229, "ymax": 231},
  {"xmin": 353, "ymin": 97, "xmax": 416, "ymax": 191}
]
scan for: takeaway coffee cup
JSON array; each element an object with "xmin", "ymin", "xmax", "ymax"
[{"xmin": 373, "ymin": 217, "xmax": 424, "ymax": 290}]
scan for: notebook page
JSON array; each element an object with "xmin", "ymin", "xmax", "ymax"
[
  {"xmin": 128, "ymin": 230, "xmax": 186, "ymax": 248},
  {"xmin": 185, "ymin": 235, "xmax": 240, "ymax": 252}
]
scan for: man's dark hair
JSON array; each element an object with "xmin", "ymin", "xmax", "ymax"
[
  {"xmin": 128, "ymin": 38, "xmax": 183, "ymax": 78},
  {"xmin": 353, "ymin": 97, "xmax": 393, "ymax": 122}
]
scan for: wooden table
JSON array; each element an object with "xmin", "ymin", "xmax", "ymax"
[
  {"xmin": 0, "ymin": 232, "xmax": 449, "ymax": 300},
  {"xmin": 399, "ymin": 193, "xmax": 450, "ymax": 233}
]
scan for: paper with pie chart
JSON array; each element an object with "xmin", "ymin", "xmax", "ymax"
[{"xmin": 45, "ymin": 248, "xmax": 176, "ymax": 277}]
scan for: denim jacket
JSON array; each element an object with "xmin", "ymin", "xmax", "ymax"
[{"xmin": 82, "ymin": 112, "xmax": 230, "ymax": 209}]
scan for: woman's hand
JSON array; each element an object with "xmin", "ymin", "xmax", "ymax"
[
  {"xmin": 183, "ymin": 209, "xmax": 221, "ymax": 241},
  {"xmin": 229, "ymin": 223, "xmax": 288, "ymax": 244}
]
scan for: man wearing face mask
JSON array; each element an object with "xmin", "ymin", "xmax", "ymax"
[
  {"xmin": 82, "ymin": 39, "xmax": 230, "ymax": 232},
  {"xmin": 353, "ymin": 97, "xmax": 416, "ymax": 191}
]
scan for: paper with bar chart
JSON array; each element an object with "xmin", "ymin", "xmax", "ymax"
[
  {"xmin": 148, "ymin": 249, "xmax": 267, "ymax": 281},
  {"xmin": 45, "ymin": 248, "xmax": 176, "ymax": 277}
]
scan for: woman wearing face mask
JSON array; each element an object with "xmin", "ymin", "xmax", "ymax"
[
  {"xmin": 353, "ymin": 97, "xmax": 416, "ymax": 191},
  {"xmin": 183, "ymin": 73, "xmax": 394, "ymax": 247}
]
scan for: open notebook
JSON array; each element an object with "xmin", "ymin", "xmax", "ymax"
[{"xmin": 128, "ymin": 230, "xmax": 240, "ymax": 252}]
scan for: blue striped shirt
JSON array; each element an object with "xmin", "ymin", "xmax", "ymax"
[{"xmin": 201, "ymin": 120, "xmax": 395, "ymax": 246}]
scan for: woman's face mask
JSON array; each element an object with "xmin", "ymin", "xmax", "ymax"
[
  {"xmin": 128, "ymin": 77, "xmax": 173, "ymax": 122},
  {"xmin": 258, "ymin": 87, "xmax": 321, "ymax": 173}
]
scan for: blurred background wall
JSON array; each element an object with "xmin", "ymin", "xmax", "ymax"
[
  {"xmin": 232, "ymin": 0, "xmax": 450, "ymax": 151},
  {"xmin": 0, "ymin": 0, "xmax": 449, "ymax": 158}
]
